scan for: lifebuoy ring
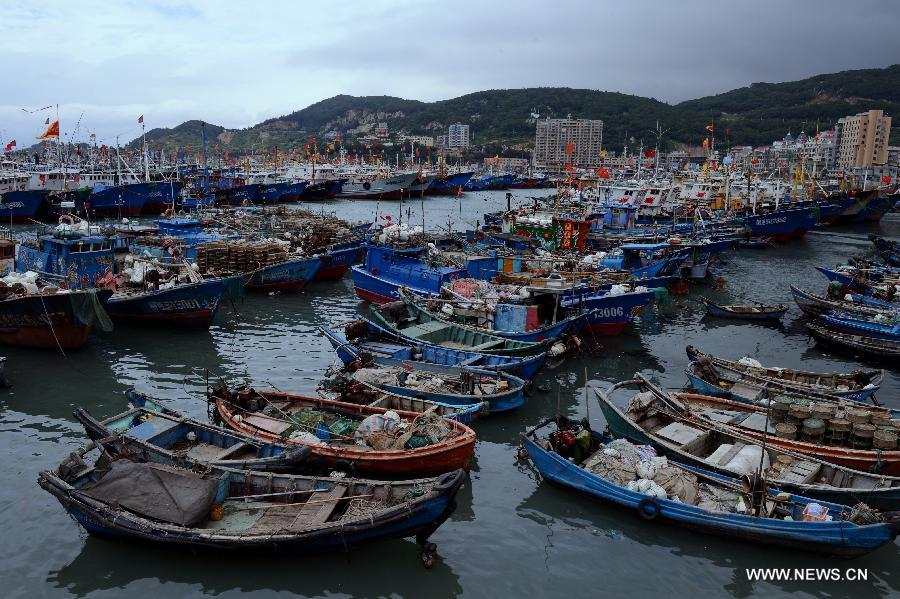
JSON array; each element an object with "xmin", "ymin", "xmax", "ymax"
[
  {"xmin": 363, "ymin": 181, "xmax": 371, "ymax": 191},
  {"xmin": 59, "ymin": 214, "xmax": 74, "ymax": 225},
  {"xmin": 164, "ymin": 208, "xmax": 174, "ymax": 218},
  {"xmin": 242, "ymin": 199, "xmax": 251, "ymax": 207},
  {"xmin": 637, "ymin": 497, "xmax": 661, "ymax": 520}
]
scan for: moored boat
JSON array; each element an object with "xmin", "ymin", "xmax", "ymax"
[
  {"xmin": 595, "ymin": 378, "xmax": 900, "ymax": 510},
  {"xmin": 685, "ymin": 346, "xmax": 883, "ymax": 403},
  {"xmin": 522, "ymin": 416, "xmax": 900, "ymax": 558},
  {"xmin": 39, "ymin": 439, "xmax": 465, "ymax": 555},
  {"xmin": 211, "ymin": 385, "xmax": 476, "ymax": 477},
  {"xmin": 701, "ymin": 297, "xmax": 788, "ymax": 320},
  {"xmin": 369, "ymin": 300, "xmax": 550, "ymax": 357}
]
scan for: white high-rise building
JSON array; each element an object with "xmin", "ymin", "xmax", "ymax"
[{"xmin": 448, "ymin": 123, "xmax": 470, "ymax": 149}]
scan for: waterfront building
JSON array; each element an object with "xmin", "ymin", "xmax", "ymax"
[
  {"xmin": 834, "ymin": 109, "xmax": 892, "ymax": 168},
  {"xmin": 448, "ymin": 123, "xmax": 470, "ymax": 149},
  {"xmin": 534, "ymin": 117, "xmax": 603, "ymax": 172}
]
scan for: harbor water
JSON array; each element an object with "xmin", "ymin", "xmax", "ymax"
[{"xmin": 2, "ymin": 190, "xmax": 899, "ymax": 598}]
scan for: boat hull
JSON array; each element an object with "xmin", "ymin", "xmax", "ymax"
[
  {"xmin": 0, "ymin": 289, "xmax": 112, "ymax": 349},
  {"xmin": 245, "ymin": 257, "xmax": 322, "ymax": 292},
  {"xmin": 104, "ymin": 279, "xmax": 228, "ymax": 327},
  {"xmin": 0, "ymin": 190, "xmax": 47, "ymax": 222}
]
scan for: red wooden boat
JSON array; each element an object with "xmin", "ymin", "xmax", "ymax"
[
  {"xmin": 211, "ymin": 386, "xmax": 476, "ymax": 477},
  {"xmin": 665, "ymin": 391, "xmax": 900, "ymax": 476}
]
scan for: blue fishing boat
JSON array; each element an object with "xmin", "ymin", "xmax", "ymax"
[
  {"xmin": 103, "ymin": 277, "xmax": 236, "ymax": 327},
  {"xmin": 821, "ymin": 312, "xmax": 900, "ymax": 342},
  {"xmin": 463, "ymin": 176, "xmax": 491, "ymax": 192},
  {"xmin": 522, "ymin": 416, "xmax": 900, "ymax": 558},
  {"xmin": 351, "ymin": 244, "xmax": 467, "ymax": 304},
  {"xmin": 316, "ymin": 242, "xmax": 365, "ymax": 281},
  {"xmin": 39, "ymin": 438, "xmax": 465, "ymax": 556},
  {"xmin": 740, "ymin": 205, "xmax": 817, "ymax": 241},
  {"xmin": 76, "ymin": 390, "xmax": 313, "ymax": 472},
  {"xmin": 599, "ymin": 242, "xmax": 690, "ymax": 282},
  {"xmin": 0, "ymin": 189, "xmax": 47, "ymax": 222},
  {"xmin": 245, "ymin": 256, "xmax": 322, "ymax": 292},
  {"xmin": 401, "ymin": 288, "xmax": 587, "ymax": 343},
  {"xmin": 322, "ymin": 322, "xmax": 546, "ymax": 380},
  {"xmin": 257, "ymin": 182, "xmax": 290, "ymax": 204},
  {"xmin": 807, "ymin": 321, "xmax": 900, "ymax": 361},
  {"xmin": 214, "ymin": 182, "xmax": 262, "ymax": 206},
  {"xmin": 281, "ymin": 181, "xmax": 308, "ymax": 202},
  {"xmin": 560, "ymin": 287, "xmax": 656, "ymax": 335},
  {"xmin": 336, "ymin": 350, "xmax": 526, "ymax": 414},
  {"xmin": 370, "ymin": 300, "xmax": 550, "ymax": 357},
  {"xmin": 426, "ymin": 172, "xmax": 474, "ymax": 195},
  {"xmin": 84, "ymin": 181, "xmax": 180, "ymax": 218}
]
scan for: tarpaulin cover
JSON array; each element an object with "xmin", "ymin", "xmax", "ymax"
[
  {"xmin": 70, "ymin": 289, "xmax": 114, "ymax": 332},
  {"xmin": 82, "ymin": 460, "xmax": 218, "ymax": 526}
]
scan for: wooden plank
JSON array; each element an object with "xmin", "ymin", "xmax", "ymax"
[
  {"xmin": 656, "ymin": 422, "xmax": 705, "ymax": 446},
  {"xmin": 288, "ymin": 485, "xmax": 349, "ymax": 527},
  {"xmin": 716, "ymin": 442, "xmax": 747, "ymax": 467}
]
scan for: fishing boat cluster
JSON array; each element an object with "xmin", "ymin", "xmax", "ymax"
[{"xmin": 4, "ymin": 170, "xmax": 899, "ymax": 564}]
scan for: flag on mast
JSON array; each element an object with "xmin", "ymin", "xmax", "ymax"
[
  {"xmin": 36, "ymin": 121, "xmax": 60, "ymax": 139},
  {"xmin": 3, "ymin": 140, "xmax": 15, "ymax": 151},
  {"xmin": 138, "ymin": 115, "xmax": 144, "ymax": 124}
]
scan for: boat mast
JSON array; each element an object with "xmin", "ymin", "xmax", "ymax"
[{"xmin": 142, "ymin": 117, "xmax": 149, "ymax": 182}]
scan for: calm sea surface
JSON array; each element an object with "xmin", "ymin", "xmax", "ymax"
[{"xmin": 2, "ymin": 190, "xmax": 898, "ymax": 598}]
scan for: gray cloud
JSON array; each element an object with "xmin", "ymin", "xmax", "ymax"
[{"xmin": 1, "ymin": 0, "xmax": 898, "ymax": 145}]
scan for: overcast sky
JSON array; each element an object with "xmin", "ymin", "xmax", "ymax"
[{"xmin": 2, "ymin": 0, "xmax": 898, "ymax": 147}]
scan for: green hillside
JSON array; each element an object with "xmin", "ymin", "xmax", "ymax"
[{"xmin": 135, "ymin": 65, "xmax": 900, "ymax": 154}]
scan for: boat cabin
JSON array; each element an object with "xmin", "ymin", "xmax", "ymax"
[{"xmin": 17, "ymin": 232, "xmax": 115, "ymax": 289}]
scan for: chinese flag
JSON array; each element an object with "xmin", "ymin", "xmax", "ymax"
[
  {"xmin": 565, "ymin": 142, "xmax": 575, "ymax": 155},
  {"xmin": 882, "ymin": 176, "xmax": 893, "ymax": 184},
  {"xmin": 37, "ymin": 120, "xmax": 60, "ymax": 139},
  {"xmin": 596, "ymin": 167, "xmax": 610, "ymax": 179},
  {"xmin": 644, "ymin": 149, "xmax": 656, "ymax": 158},
  {"xmin": 3, "ymin": 140, "xmax": 15, "ymax": 151},
  {"xmin": 309, "ymin": 137, "xmax": 317, "ymax": 143},
  {"xmin": 138, "ymin": 115, "xmax": 144, "ymax": 124}
]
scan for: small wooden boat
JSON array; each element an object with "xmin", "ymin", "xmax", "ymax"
[
  {"xmin": 821, "ymin": 312, "xmax": 900, "ymax": 342},
  {"xmin": 790, "ymin": 285, "xmax": 896, "ymax": 319},
  {"xmin": 321, "ymin": 322, "xmax": 546, "ymax": 380},
  {"xmin": 685, "ymin": 346, "xmax": 883, "ymax": 404},
  {"xmin": 596, "ymin": 378, "xmax": 900, "ymax": 510},
  {"xmin": 211, "ymin": 385, "xmax": 476, "ymax": 477},
  {"xmin": 702, "ymin": 297, "xmax": 787, "ymax": 320},
  {"xmin": 636, "ymin": 388, "xmax": 900, "ymax": 475},
  {"xmin": 39, "ymin": 439, "xmax": 465, "ymax": 555},
  {"xmin": 522, "ymin": 416, "xmax": 900, "ymax": 558},
  {"xmin": 328, "ymin": 353, "xmax": 524, "ymax": 415},
  {"xmin": 369, "ymin": 300, "xmax": 550, "ymax": 357},
  {"xmin": 807, "ymin": 321, "xmax": 900, "ymax": 360},
  {"xmin": 74, "ymin": 390, "xmax": 313, "ymax": 472}
]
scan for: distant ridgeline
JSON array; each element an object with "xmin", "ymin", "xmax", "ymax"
[{"xmin": 132, "ymin": 64, "xmax": 900, "ymax": 154}]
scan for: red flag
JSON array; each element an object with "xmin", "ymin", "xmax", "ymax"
[
  {"xmin": 882, "ymin": 176, "xmax": 893, "ymax": 184},
  {"xmin": 596, "ymin": 167, "xmax": 610, "ymax": 179},
  {"xmin": 564, "ymin": 142, "xmax": 575, "ymax": 155},
  {"xmin": 309, "ymin": 137, "xmax": 317, "ymax": 143},
  {"xmin": 36, "ymin": 120, "xmax": 60, "ymax": 139},
  {"xmin": 3, "ymin": 140, "xmax": 15, "ymax": 151},
  {"xmin": 644, "ymin": 149, "xmax": 656, "ymax": 158},
  {"xmin": 138, "ymin": 115, "xmax": 144, "ymax": 124}
]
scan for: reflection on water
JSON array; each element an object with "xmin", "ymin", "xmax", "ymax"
[{"xmin": 1, "ymin": 192, "xmax": 898, "ymax": 598}]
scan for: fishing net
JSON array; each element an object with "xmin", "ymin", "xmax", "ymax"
[
  {"xmin": 221, "ymin": 275, "xmax": 245, "ymax": 302},
  {"xmin": 582, "ymin": 450, "xmax": 637, "ymax": 486},
  {"xmin": 653, "ymin": 466, "xmax": 699, "ymax": 504},
  {"xmin": 696, "ymin": 483, "xmax": 740, "ymax": 513},
  {"xmin": 70, "ymin": 289, "xmax": 114, "ymax": 332}
]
